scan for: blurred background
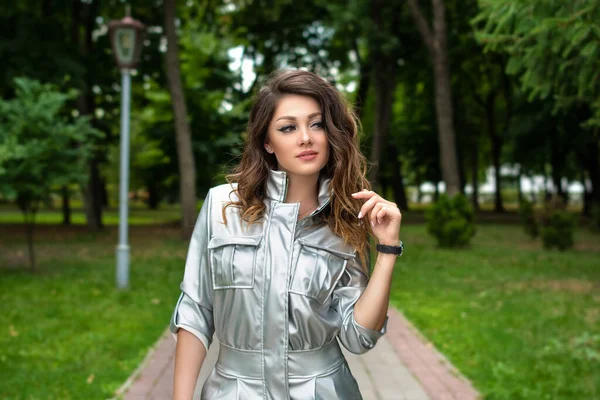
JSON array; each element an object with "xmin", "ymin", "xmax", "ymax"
[{"xmin": 0, "ymin": 0, "xmax": 598, "ymax": 399}]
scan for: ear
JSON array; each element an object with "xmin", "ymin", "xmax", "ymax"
[{"xmin": 264, "ymin": 141, "xmax": 272, "ymax": 153}]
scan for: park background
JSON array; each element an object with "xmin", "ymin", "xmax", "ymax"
[{"xmin": 0, "ymin": 0, "xmax": 599, "ymax": 399}]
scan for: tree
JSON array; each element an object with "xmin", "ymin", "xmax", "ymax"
[
  {"xmin": 407, "ymin": 0, "xmax": 461, "ymax": 196},
  {"xmin": 164, "ymin": 0, "xmax": 197, "ymax": 238},
  {"xmin": 475, "ymin": 0, "xmax": 600, "ymax": 210},
  {"xmin": 0, "ymin": 78, "xmax": 101, "ymax": 270}
]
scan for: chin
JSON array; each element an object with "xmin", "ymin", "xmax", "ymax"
[{"xmin": 281, "ymin": 160, "xmax": 327, "ymax": 177}]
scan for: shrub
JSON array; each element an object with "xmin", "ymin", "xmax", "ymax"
[
  {"xmin": 518, "ymin": 198, "xmax": 539, "ymax": 238},
  {"xmin": 426, "ymin": 194, "xmax": 476, "ymax": 247},
  {"xmin": 540, "ymin": 210, "xmax": 576, "ymax": 250}
]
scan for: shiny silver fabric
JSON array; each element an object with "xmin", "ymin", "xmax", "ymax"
[{"xmin": 170, "ymin": 169, "xmax": 388, "ymax": 399}]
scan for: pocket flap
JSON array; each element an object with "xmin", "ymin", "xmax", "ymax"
[
  {"xmin": 297, "ymin": 239, "xmax": 355, "ymax": 260},
  {"xmin": 208, "ymin": 235, "xmax": 262, "ymax": 250}
]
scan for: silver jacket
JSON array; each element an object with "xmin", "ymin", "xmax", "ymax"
[{"xmin": 170, "ymin": 169, "xmax": 388, "ymax": 399}]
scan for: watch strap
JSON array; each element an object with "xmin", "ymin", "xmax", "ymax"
[{"xmin": 376, "ymin": 241, "xmax": 403, "ymax": 256}]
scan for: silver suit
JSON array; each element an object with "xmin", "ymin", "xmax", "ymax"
[{"xmin": 170, "ymin": 169, "xmax": 388, "ymax": 399}]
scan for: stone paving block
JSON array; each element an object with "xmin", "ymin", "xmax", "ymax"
[{"xmin": 379, "ymin": 388, "xmax": 407, "ymax": 400}]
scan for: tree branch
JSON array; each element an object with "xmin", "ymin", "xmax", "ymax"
[{"xmin": 407, "ymin": 0, "xmax": 434, "ymax": 55}]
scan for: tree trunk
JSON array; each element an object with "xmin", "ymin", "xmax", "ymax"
[
  {"xmin": 549, "ymin": 122, "xmax": 568, "ymax": 205},
  {"xmin": 486, "ymin": 98, "xmax": 504, "ymax": 213},
  {"xmin": 353, "ymin": 39, "xmax": 372, "ymax": 121},
  {"xmin": 73, "ymin": 0, "xmax": 103, "ymax": 231},
  {"xmin": 26, "ymin": 217, "xmax": 36, "ymax": 272},
  {"xmin": 147, "ymin": 178, "xmax": 160, "ymax": 210},
  {"xmin": 388, "ymin": 144, "xmax": 409, "ymax": 211},
  {"xmin": 368, "ymin": 59, "xmax": 397, "ymax": 187},
  {"xmin": 407, "ymin": 0, "xmax": 461, "ymax": 197},
  {"xmin": 380, "ymin": 176, "xmax": 389, "ymax": 201},
  {"xmin": 61, "ymin": 186, "xmax": 71, "ymax": 225},
  {"xmin": 470, "ymin": 135, "xmax": 480, "ymax": 211},
  {"xmin": 165, "ymin": 0, "xmax": 197, "ymax": 238},
  {"xmin": 528, "ymin": 175, "xmax": 537, "ymax": 204},
  {"xmin": 457, "ymin": 143, "xmax": 466, "ymax": 195},
  {"xmin": 583, "ymin": 142, "xmax": 600, "ymax": 213},
  {"xmin": 517, "ymin": 170, "xmax": 523, "ymax": 205},
  {"xmin": 100, "ymin": 177, "xmax": 109, "ymax": 208},
  {"xmin": 19, "ymin": 205, "xmax": 37, "ymax": 272}
]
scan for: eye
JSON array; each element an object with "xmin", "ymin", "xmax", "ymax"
[
  {"xmin": 277, "ymin": 124, "xmax": 296, "ymax": 133},
  {"xmin": 311, "ymin": 121, "xmax": 324, "ymax": 130}
]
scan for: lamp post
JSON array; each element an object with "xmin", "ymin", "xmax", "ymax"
[{"xmin": 108, "ymin": 7, "xmax": 145, "ymax": 289}]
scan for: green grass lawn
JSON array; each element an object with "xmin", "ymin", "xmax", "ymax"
[
  {"xmin": 1, "ymin": 219, "xmax": 599, "ymax": 399},
  {"xmin": 0, "ymin": 226, "xmax": 187, "ymax": 400},
  {"xmin": 0, "ymin": 207, "xmax": 181, "ymax": 225},
  {"xmin": 390, "ymin": 225, "xmax": 600, "ymax": 400}
]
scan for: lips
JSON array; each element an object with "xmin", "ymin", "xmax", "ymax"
[{"xmin": 297, "ymin": 151, "xmax": 318, "ymax": 157}]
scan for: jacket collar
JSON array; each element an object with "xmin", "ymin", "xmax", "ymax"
[{"xmin": 266, "ymin": 169, "xmax": 332, "ymax": 213}]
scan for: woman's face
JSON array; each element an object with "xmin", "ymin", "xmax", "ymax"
[{"xmin": 264, "ymin": 94, "xmax": 330, "ymax": 178}]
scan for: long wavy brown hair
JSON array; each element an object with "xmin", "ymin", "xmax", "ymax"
[{"xmin": 223, "ymin": 69, "xmax": 373, "ymax": 273}]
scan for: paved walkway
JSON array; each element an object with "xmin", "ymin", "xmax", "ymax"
[{"xmin": 117, "ymin": 308, "xmax": 480, "ymax": 400}]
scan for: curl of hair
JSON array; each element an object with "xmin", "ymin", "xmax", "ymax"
[{"xmin": 223, "ymin": 70, "xmax": 374, "ymax": 274}]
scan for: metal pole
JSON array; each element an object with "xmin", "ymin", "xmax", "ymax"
[{"xmin": 116, "ymin": 68, "xmax": 131, "ymax": 289}]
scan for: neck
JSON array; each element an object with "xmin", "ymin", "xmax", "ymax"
[{"xmin": 283, "ymin": 171, "xmax": 319, "ymax": 206}]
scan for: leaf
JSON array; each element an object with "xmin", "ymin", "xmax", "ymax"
[{"xmin": 581, "ymin": 40, "xmax": 598, "ymax": 57}]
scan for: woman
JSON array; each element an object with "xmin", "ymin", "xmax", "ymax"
[{"xmin": 170, "ymin": 69, "xmax": 403, "ymax": 399}]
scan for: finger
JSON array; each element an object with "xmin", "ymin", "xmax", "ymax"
[
  {"xmin": 358, "ymin": 195, "xmax": 382, "ymax": 219},
  {"xmin": 375, "ymin": 206, "xmax": 391, "ymax": 224},
  {"xmin": 351, "ymin": 190, "xmax": 378, "ymax": 199},
  {"xmin": 378, "ymin": 206, "xmax": 402, "ymax": 224},
  {"xmin": 371, "ymin": 202, "xmax": 386, "ymax": 224}
]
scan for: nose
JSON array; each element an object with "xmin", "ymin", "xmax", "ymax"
[{"xmin": 298, "ymin": 126, "xmax": 312, "ymax": 146}]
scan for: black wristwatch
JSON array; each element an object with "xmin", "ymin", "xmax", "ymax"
[{"xmin": 376, "ymin": 241, "xmax": 403, "ymax": 256}]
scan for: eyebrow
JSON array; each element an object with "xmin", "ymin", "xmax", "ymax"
[{"xmin": 275, "ymin": 112, "xmax": 322, "ymax": 122}]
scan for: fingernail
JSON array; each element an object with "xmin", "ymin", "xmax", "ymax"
[{"xmin": 357, "ymin": 211, "xmax": 363, "ymax": 219}]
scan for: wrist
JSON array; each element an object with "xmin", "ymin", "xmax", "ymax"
[
  {"xmin": 378, "ymin": 238, "xmax": 400, "ymax": 246},
  {"xmin": 375, "ymin": 241, "xmax": 403, "ymax": 257}
]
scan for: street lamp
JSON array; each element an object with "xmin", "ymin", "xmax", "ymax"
[{"xmin": 108, "ymin": 7, "xmax": 145, "ymax": 289}]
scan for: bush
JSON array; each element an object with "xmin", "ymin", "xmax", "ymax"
[
  {"xmin": 426, "ymin": 194, "xmax": 476, "ymax": 247},
  {"xmin": 540, "ymin": 210, "xmax": 576, "ymax": 250},
  {"xmin": 518, "ymin": 198, "xmax": 539, "ymax": 238}
]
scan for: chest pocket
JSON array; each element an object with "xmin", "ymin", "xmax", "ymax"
[
  {"xmin": 208, "ymin": 235, "xmax": 262, "ymax": 290},
  {"xmin": 289, "ymin": 239, "xmax": 354, "ymax": 304}
]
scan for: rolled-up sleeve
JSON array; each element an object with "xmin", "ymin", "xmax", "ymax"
[
  {"xmin": 169, "ymin": 190, "xmax": 214, "ymax": 352},
  {"xmin": 332, "ymin": 253, "xmax": 388, "ymax": 354}
]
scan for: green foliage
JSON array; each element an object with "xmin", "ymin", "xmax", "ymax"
[
  {"xmin": 0, "ymin": 77, "xmax": 102, "ymax": 212},
  {"xmin": 426, "ymin": 194, "xmax": 476, "ymax": 247},
  {"xmin": 541, "ymin": 210, "xmax": 576, "ymax": 251},
  {"xmin": 518, "ymin": 198, "xmax": 539, "ymax": 238},
  {"xmin": 474, "ymin": 0, "xmax": 600, "ymax": 128}
]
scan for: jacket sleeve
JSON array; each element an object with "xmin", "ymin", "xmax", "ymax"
[
  {"xmin": 331, "ymin": 253, "xmax": 388, "ymax": 354},
  {"xmin": 169, "ymin": 189, "xmax": 215, "ymax": 352}
]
